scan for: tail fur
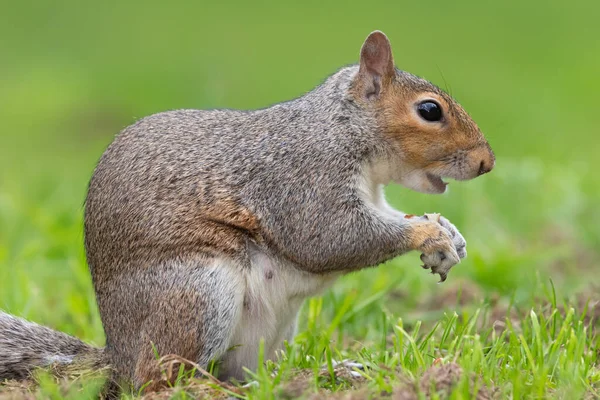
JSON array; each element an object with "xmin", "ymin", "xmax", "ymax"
[{"xmin": 0, "ymin": 311, "xmax": 106, "ymax": 381}]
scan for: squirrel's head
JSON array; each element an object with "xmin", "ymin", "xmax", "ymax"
[{"xmin": 350, "ymin": 31, "xmax": 495, "ymax": 194}]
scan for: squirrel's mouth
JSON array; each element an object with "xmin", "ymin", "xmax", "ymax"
[{"xmin": 426, "ymin": 173, "xmax": 449, "ymax": 193}]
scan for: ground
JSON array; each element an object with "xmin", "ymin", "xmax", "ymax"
[{"xmin": 1, "ymin": 0, "xmax": 600, "ymax": 398}]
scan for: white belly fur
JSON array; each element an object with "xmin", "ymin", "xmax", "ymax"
[{"xmin": 218, "ymin": 246, "xmax": 338, "ymax": 380}]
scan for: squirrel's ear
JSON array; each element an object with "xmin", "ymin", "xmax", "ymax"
[{"xmin": 357, "ymin": 31, "xmax": 395, "ymax": 99}]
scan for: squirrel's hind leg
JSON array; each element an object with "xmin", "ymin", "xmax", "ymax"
[{"xmin": 103, "ymin": 256, "xmax": 245, "ymax": 393}]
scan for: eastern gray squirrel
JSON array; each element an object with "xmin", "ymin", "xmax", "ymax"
[{"xmin": 0, "ymin": 30, "xmax": 494, "ymax": 394}]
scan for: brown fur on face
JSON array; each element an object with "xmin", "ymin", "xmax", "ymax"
[
  {"xmin": 380, "ymin": 79, "xmax": 488, "ymax": 168},
  {"xmin": 351, "ymin": 31, "xmax": 495, "ymax": 194}
]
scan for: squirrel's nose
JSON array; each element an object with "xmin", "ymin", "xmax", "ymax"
[
  {"xmin": 468, "ymin": 143, "xmax": 495, "ymax": 178},
  {"xmin": 477, "ymin": 159, "xmax": 494, "ymax": 176}
]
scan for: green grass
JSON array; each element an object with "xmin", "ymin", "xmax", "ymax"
[{"xmin": 1, "ymin": 0, "xmax": 599, "ymax": 398}]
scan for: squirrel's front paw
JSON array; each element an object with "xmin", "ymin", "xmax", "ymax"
[{"xmin": 405, "ymin": 214, "xmax": 461, "ymax": 283}]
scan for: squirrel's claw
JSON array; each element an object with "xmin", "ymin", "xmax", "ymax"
[{"xmin": 437, "ymin": 272, "xmax": 448, "ymax": 283}]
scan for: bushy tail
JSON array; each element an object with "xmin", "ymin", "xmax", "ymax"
[{"xmin": 0, "ymin": 311, "xmax": 107, "ymax": 381}]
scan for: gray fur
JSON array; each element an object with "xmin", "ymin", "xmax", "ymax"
[
  {"xmin": 0, "ymin": 312, "xmax": 104, "ymax": 380},
  {"xmin": 82, "ymin": 65, "xmax": 435, "ymax": 388}
]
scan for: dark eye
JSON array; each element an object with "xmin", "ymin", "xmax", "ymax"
[{"xmin": 417, "ymin": 101, "xmax": 443, "ymax": 122}]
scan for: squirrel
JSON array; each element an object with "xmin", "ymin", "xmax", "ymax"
[{"xmin": 0, "ymin": 31, "xmax": 494, "ymax": 394}]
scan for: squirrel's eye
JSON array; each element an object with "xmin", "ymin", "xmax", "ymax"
[{"xmin": 417, "ymin": 101, "xmax": 443, "ymax": 122}]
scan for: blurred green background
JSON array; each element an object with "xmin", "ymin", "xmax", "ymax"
[{"xmin": 1, "ymin": 0, "xmax": 599, "ymax": 347}]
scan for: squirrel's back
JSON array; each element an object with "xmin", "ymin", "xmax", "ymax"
[{"xmin": 84, "ymin": 66, "xmax": 380, "ymax": 279}]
